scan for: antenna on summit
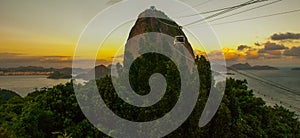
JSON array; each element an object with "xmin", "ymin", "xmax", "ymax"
[{"xmin": 150, "ymin": 6, "xmax": 156, "ymax": 10}]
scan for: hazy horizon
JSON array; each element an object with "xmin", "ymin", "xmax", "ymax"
[{"xmin": 1, "ymin": 0, "xmax": 300, "ymax": 67}]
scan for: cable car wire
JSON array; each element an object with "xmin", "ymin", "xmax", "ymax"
[
  {"xmin": 176, "ymin": 0, "xmax": 268, "ymax": 18},
  {"xmin": 233, "ymin": 68, "xmax": 298, "ymax": 92},
  {"xmin": 210, "ymin": 61, "xmax": 300, "ymax": 113},
  {"xmin": 203, "ymin": 0, "xmax": 282, "ymax": 25},
  {"xmin": 227, "ymin": 67, "xmax": 299, "ymax": 95},
  {"xmin": 210, "ymin": 60, "xmax": 299, "ymax": 95},
  {"xmin": 176, "ymin": 6, "xmax": 235, "ymax": 18},
  {"xmin": 182, "ymin": 0, "xmax": 269, "ymax": 26},
  {"xmin": 210, "ymin": 9, "xmax": 300, "ymax": 26},
  {"xmin": 155, "ymin": 0, "xmax": 271, "ymax": 28},
  {"xmin": 174, "ymin": 0, "xmax": 214, "ymax": 14}
]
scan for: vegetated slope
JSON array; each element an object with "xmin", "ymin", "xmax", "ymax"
[{"xmin": 0, "ymin": 89, "xmax": 21, "ymax": 104}]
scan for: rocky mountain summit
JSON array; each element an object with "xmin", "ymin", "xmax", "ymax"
[{"xmin": 123, "ymin": 7, "xmax": 195, "ymax": 67}]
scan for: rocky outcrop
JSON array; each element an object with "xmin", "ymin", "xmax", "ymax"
[{"xmin": 123, "ymin": 7, "xmax": 195, "ymax": 66}]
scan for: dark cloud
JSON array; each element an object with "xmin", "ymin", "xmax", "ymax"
[
  {"xmin": 263, "ymin": 54, "xmax": 282, "ymax": 59},
  {"xmin": 258, "ymin": 42, "xmax": 287, "ymax": 55},
  {"xmin": 237, "ymin": 45, "xmax": 251, "ymax": 51},
  {"xmin": 258, "ymin": 43, "xmax": 285, "ymax": 59},
  {"xmin": 259, "ymin": 49, "xmax": 282, "ymax": 55},
  {"xmin": 263, "ymin": 42, "xmax": 288, "ymax": 51},
  {"xmin": 257, "ymin": 49, "xmax": 264, "ymax": 53},
  {"xmin": 271, "ymin": 32, "xmax": 300, "ymax": 40},
  {"xmin": 254, "ymin": 42, "xmax": 261, "ymax": 46},
  {"xmin": 283, "ymin": 46, "xmax": 300, "ymax": 57}
]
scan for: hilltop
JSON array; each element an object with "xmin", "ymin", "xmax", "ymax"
[
  {"xmin": 0, "ymin": 66, "xmax": 86, "ymax": 79},
  {"xmin": 0, "ymin": 89, "xmax": 21, "ymax": 104},
  {"xmin": 291, "ymin": 67, "xmax": 300, "ymax": 70},
  {"xmin": 75, "ymin": 65, "xmax": 111, "ymax": 80},
  {"xmin": 123, "ymin": 7, "xmax": 194, "ymax": 67},
  {"xmin": 229, "ymin": 63, "xmax": 279, "ymax": 70}
]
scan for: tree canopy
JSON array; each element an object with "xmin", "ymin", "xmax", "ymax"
[{"xmin": 0, "ymin": 55, "xmax": 299, "ymax": 137}]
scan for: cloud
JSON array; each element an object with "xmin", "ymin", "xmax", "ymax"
[
  {"xmin": 257, "ymin": 42, "xmax": 287, "ymax": 59},
  {"xmin": 209, "ymin": 32, "xmax": 300, "ymax": 65},
  {"xmin": 245, "ymin": 49, "xmax": 259, "ymax": 59},
  {"xmin": 271, "ymin": 32, "xmax": 300, "ymax": 40},
  {"xmin": 207, "ymin": 50, "xmax": 228, "ymax": 60},
  {"xmin": 264, "ymin": 42, "xmax": 288, "ymax": 50},
  {"xmin": 208, "ymin": 43, "xmax": 288, "ymax": 61},
  {"xmin": 39, "ymin": 56, "xmax": 73, "ymax": 63},
  {"xmin": 222, "ymin": 48, "xmax": 240, "ymax": 60},
  {"xmin": 258, "ymin": 50, "xmax": 282, "ymax": 59},
  {"xmin": 264, "ymin": 50, "xmax": 282, "ymax": 55},
  {"xmin": 0, "ymin": 52, "xmax": 24, "ymax": 58},
  {"xmin": 237, "ymin": 45, "xmax": 251, "ymax": 51},
  {"xmin": 207, "ymin": 47, "xmax": 261, "ymax": 61},
  {"xmin": 254, "ymin": 42, "xmax": 261, "ymax": 46},
  {"xmin": 283, "ymin": 46, "xmax": 300, "ymax": 57},
  {"xmin": 0, "ymin": 53, "xmax": 73, "ymax": 68}
]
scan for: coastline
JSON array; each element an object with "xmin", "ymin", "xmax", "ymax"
[
  {"xmin": 0, "ymin": 71, "xmax": 53, "ymax": 75},
  {"xmin": 253, "ymin": 90, "xmax": 300, "ymax": 118},
  {"xmin": 224, "ymin": 68, "xmax": 300, "ymax": 118},
  {"xmin": 0, "ymin": 75, "xmax": 70, "ymax": 97}
]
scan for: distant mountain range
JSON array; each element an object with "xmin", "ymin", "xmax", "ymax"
[
  {"xmin": 0, "ymin": 66, "xmax": 86, "ymax": 79},
  {"xmin": 0, "ymin": 88, "xmax": 21, "ymax": 104},
  {"xmin": 0, "ymin": 66, "xmax": 53, "ymax": 72},
  {"xmin": 229, "ymin": 63, "xmax": 279, "ymax": 70},
  {"xmin": 291, "ymin": 67, "xmax": 300, "ymax": 71},
  {"xmin": 75, "ymin": 65, "xmax": 111, "ymax": 80},
  {"xmin": 0, "ymin": 65, "xmax": 111, "ymax": 79},
  {"xmin": 1, "ymin": 62, "xmax": 282, "ymax": 79}
]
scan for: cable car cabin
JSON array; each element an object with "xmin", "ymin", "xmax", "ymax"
[{"xmin": 174, "ymin": 36, "xmax": 185, "ymax": 45}]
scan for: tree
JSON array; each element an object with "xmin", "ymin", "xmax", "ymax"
[{"xmin": 0, "ymin": 56, "xmax": 299, "ymax": 137}]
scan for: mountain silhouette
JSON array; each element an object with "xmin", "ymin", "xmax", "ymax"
[
  {"xmin": 230, "ymin": 63, "xmax": 278, "ymax": 70},
  {"xmin": 123, "ymin": 7, "xmax": 195, "ymax": 67},
  {"xmin": 76, "ymin": 65, "xmax": 110, "ymax": 80}
]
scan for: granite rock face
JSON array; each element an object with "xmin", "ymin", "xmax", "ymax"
[{"xmin": 123, "ymin": 7, "xmax": 195, "ymax": 67}]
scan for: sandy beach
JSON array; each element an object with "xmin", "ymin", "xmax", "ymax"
[{"xmin": 253, "ymin": 91, "xmax": 300, "ymax": 118}]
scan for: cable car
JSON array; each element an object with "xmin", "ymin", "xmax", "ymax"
[{"xmin": 174, "ymin": 35, "xmax": 185, "ymax": 45}]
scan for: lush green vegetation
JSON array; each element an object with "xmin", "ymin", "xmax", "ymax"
[
  {"xmin": 0, "ymin": 55, "xmax": 299, "ymax": 137},
  {"xmin": 0, "ymin": 89, "xmax": 21, "ymax": 104}
]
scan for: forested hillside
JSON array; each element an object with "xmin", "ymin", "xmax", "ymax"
[
  {"xmin": 0, "ymin": 55, "xmax": 299, "ymax": 137},
  {"xmin": 0, "ymin": 89, "xmax": 21, "ymax": 104}
]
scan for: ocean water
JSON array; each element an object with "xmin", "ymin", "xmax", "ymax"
[
  {"xmin": 0, "ymin": 75, "xmax": 70, "ymax": 97},
  {"xmin": 225, "ymin": 67, "xmax": 300, "ymax": 115}
]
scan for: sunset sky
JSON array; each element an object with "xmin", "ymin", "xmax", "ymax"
[{"xmin": 1, "ymin": 0, "xmax": 300, "ymax": 68}]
